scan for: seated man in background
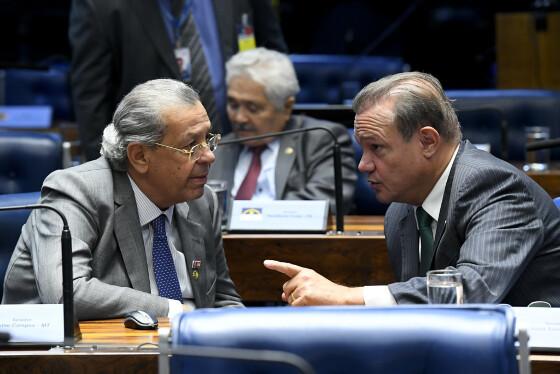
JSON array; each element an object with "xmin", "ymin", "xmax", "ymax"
[
  {"xmin": 2, "ymin": 79, "xmax": 243, "ymax": 320},
  {"xmin": 265, "ymin": 72, "xmax": 560, "ymax": 307},
  {"xmin": 208, "ymin": 48, "xmax": 357, "ymax": 213}
]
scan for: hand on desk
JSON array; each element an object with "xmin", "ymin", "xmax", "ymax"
[{"xmin": 264, "ymin": 260, "xmax": 364, "ymax": 306}]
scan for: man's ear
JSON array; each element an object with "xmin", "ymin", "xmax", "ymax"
[
  {"xmin": 127, "ymin": 142, "xmax": 150, "ymax": 174},
  {"xmin": 418, "ymin": 126, "xmax": 440, "ymax": 158},
  {"xmin": 283, "ymin": 96, "xmax": 295, "ymax": 117}
]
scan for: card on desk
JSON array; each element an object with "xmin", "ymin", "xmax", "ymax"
[
  {"xmin": 227, "ymin": 200, "xmax": 329, "ymax": 233},
  {"xmin": 513, "ymin": 307, "xmax": 560, "ymax": 351}
]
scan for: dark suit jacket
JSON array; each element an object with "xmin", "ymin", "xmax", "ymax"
[
  {"xmin": 385, "ymin": 141, "xmax": 560, "ymax": 306},
  {"xmin": 2, "ymin": 157, "xmax": 242, "ymax": 320},
  {"xmin": 208, "ymin": 115, "xmax": 357, "ymax": 214},
  {"xmin": 69, "ymin": 0, "xmax": 287, "ymax": 160}
]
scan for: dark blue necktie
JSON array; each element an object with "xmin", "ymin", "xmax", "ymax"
[{"xmin": 152, "ymin": 215, "xmax": 182, "ymax": 301}]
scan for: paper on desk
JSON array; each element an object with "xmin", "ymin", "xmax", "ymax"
[{"xmin": 513, "ymin": 307, "xmax": 560, "ymax": 351}]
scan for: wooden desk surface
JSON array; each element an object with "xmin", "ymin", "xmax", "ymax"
[
  {"xmin": 527, "ymin": 169, "xmax": 560, "ymax": 198},
  {"xmin": 223, "ymin": 216, "xmax": 392, "ymax": 302}
]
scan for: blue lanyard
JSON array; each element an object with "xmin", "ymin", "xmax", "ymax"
[{"xmin": 161, "ymin": 0, "xmax": 191, "ymax": 46}]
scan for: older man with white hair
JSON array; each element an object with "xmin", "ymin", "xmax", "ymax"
[
  {"xmin": 3, "ymin": 79, "xmax": 243, "ymax": 320},
  {"xmin": 209, "ymin": 48, "xmax": 357, "ymax": 212}
]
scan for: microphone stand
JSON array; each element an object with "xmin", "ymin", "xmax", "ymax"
[
  {"xmin": 0, "ymin": 204, "xmax": 75, "ymax": 347},
  {"xmin": 221, "ymin": 127, "xmax": 345, "ymax": 233}
]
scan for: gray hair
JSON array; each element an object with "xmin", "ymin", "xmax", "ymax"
[
  {"xmin": 352, "ymin": 72, "xmax": 461, "ymax": 143},
  {"xmin": 100, "ymin": 79, "xmax": 200, "ymax": 170},
  {"xmin": 225, "ymin": 47, "xmax": 300, "ymax": 110}
]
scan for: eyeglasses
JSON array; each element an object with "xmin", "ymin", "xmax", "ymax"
[{"xmin": 154, "ymin": 133, "xmax": 221, "ymax": 162}]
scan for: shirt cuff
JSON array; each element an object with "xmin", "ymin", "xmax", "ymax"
[
  {"xmin": 363, "ymin": 286, "xmax": 397, "ymax": 306},
  {"xmin": 167, "ymin": 300, "xmax": 184, "ymax": 318}
]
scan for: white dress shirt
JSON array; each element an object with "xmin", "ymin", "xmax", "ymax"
[
  {"xmin": 231, "ymin": 140, "xmax": 280, "ymax": 200},
  {"xmin": 362, "ymin": 145, "xmax": 460, "ymax": 306},
  {"xmin": 128, "ymin": 176, "xmax": 195, "ymax": 317}
]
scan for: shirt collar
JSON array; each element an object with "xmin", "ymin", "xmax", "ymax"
[
  {"xmin": 419, "ymin": 145, "xmax": 460, "ymax": 222},
  {"xmin": 128, "ymin": 175, "xmax": 175, "ymax": 227}
]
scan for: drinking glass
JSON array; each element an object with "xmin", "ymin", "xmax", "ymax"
[
  {"xmin": 206, "ymin": 180, "xmax": 229, "ymax": 229},
  {"xmin": 523, "ymin": 126, "xmax": 550, "ymax": 172},
  {"xmin": 427, "ymin": 269, "xmax": 464, "ymax": 304}
]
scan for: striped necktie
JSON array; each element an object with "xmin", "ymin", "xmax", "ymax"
[
  {"xmin": 178, "ymin": 12, "xmax": 221, "ymax": 132},
  {"xmin": 416, "ymin": 207, "xmax": 435, "ymax": 275}
]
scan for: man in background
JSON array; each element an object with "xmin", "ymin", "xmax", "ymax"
[
  {"xmin": 70, "ymin": 0, "xmax": 287, "ymax": 160},
  {"xmin": 3, "ymin": 79, "xmax": 243, "ymax": 319},
  {"xmin": 209, "ymin": 47, "xmax": 356, "ymax": 213},
  {"xmin": 265, "ymin": 72, "xmax": 560, "ymax": 307}
]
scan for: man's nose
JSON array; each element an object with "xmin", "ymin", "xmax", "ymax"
[{"xmin": 358, "ymin": 156, "xmax": 374, "ymax": 173}]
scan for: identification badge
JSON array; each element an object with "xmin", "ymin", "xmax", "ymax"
[
  {"xmin": 237, "ymin": 13, "xmax": 256, "ymax": 52},
  {"xmin": 174, "ymin": 47, "xmax": 192, "ymax": 81}
]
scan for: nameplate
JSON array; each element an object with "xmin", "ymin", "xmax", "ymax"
[
  {"xmin": 228, "ymin": 200, "xmax": 329, "ymax": 233},
  {"xmin": 0, "ymin": 304, "xmax": 64, "ymax": 343},
  {"xmin": 0, "ymin": 105, "xmax": 52, "ymax": 129},
  {"xmin": 513, "ymin": 307, "xmax": 560, "ymax": 351}
]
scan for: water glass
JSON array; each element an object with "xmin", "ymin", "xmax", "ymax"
[
  {"xmin": 427, "ymin": 269, "xmax": 464, "ymax": 304},
  {"xmin": 206, "ymin": 180, "xmax": 229, "ymax": 229},
  {"xmin": 524, "ymin": 126, "xmax": 550, "ymax": 172}
]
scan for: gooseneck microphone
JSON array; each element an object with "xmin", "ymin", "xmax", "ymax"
[
  {"xmin": 0, "ymin": 203, "xmax": 75, "ymax": 347},
  {"xmin": 526, "ymin": 138, "xmax": 560, "ymax": 151},
  {"xmin": 220, "ymin": 126, "xmax": 345, "ymax": 233}
]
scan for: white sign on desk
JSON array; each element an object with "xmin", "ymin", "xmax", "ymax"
[
  {"xmin": 0, "ymin": 304, "xmax": 64, "ymax": 343},
  {"xmin": 513, "ymin": 307, "xmax": 560, "ymax": 351},
  {"xmin": 228, "ymin": 200, "xmax": 329, "ymax": 232}
]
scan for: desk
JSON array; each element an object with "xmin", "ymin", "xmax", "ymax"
[
  {"xmin": 0, "ymin": 319, "xmax": 168, "ymax": 373},
  {"xmin": 223, "ymin": 216, "xmax": 394, "ymax": 302},
  {"xmin": 527, "ymin": 169, "xmax": 560, "ymax": 198}
]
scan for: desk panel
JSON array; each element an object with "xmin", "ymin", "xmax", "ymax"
[{"xmin": 223, "ymin": 216, "xmax": 394, "ymax": 302}]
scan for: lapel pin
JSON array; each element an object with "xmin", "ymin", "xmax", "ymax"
[
  {"xmin": 191, "ymin": 260, "xmax": 201, "ymax": 280},
  {"xmin": 284, "ymin": 147, "xmax": 294, "ymax": 155}
]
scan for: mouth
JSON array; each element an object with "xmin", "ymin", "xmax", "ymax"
[
  {"xmin": 233, "ymin": 123, "xmax": 257, "ymax": 133},
  {"xmin": 190, "ymin": 173, "xmax": 208, "ymax": 185}
]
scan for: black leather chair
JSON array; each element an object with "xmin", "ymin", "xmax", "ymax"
[{"xmin": 0, "ymin": 131, "xmax": 63, "ymax": 194}]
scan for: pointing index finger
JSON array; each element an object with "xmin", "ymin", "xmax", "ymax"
[{"xmin": 263, "ymin": 260, "xmax": 305, "ymax": 278}]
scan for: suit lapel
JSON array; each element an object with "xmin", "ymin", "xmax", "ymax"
[
  {"xmin": 174, "ymin": 203, "xmax": 207, "ymax": 307},
  {"xmin": 399, "ymin": 207, "xmax": 421, "ymax": 280},
  {"xmin": 433, "ymin": 142, "xmax": 465, "ymax": 261},
  {"xmin": 129, "ymin": 0, "xmax": 181, "ymax": 77},
  {"xmin": 113, "ymin": 171, "xmax": 151, "ymax": 293},
  {"xmin": 275, "ymin": 118, "xmax": 299, "ymax": 198}
]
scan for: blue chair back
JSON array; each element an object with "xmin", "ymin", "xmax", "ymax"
[
  {"xmin": 2, "ymin": 67, "xmax": 74, "ymax": 122},
  {"xmin": 168, "ymin": 305, "xmax": 520, "ymax": 374},
  {"xmin": 0, "ymin": 191, "xmax": 40, "ymax": 300},
  {"xmin": 291, "ymin": 55, "xmax": 407, "ymax": 104},
  {"xmin": 447, "ymin": 89, "xmax": 560, "ymax": 161},
  {"xmin": 0, "ymin": 131, "xmax": 63, "ymax": 194}
]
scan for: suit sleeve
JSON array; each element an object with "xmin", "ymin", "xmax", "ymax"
[
  {"xmin": 206, "ymin": 187, "xmax": 244, "ymax": 308},
  {"xmin": 283, "ymin": 122, "xmax": 357, "ymax": 214},
  {"xmin": 250, "ymin": 0, "xmax": 288, "ymax": 52},
  {"xmin": 31, "ymin": 170, "xmax": 170, "ymax": 320},
  {"xmin": 388, "ymin": 166, "xmax": 545, "ymax": 304},
  {"xmin": 69, "ymin": 0, "xmax": 114, "ymax": 160}
]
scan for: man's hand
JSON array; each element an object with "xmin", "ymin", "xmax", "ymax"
[{"xmin": 263, "ymin": 260, "xmax": 364, "ymax": 306}]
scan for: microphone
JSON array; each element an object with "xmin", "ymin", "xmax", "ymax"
[
  {"xmin": 0, "ymin": 203, "xmax": 75, "ymax": 347},
  {"xmin": 220, "ymin": 127, "xmax": 345, "ymax": 233},
  {"xmin": 526, "ymin": 137, "xmax": 560, "ymax": 151}
]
